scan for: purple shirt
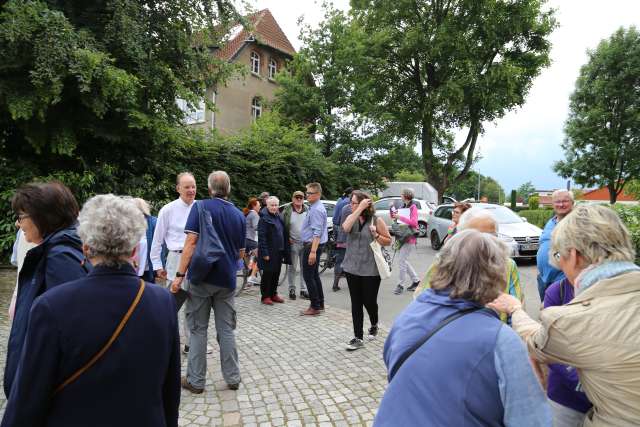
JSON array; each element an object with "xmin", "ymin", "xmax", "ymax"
[{"xmin": 543, "ymin": 279, "xmax": 592, "ymax": 414}]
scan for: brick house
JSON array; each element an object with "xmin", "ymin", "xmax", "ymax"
[
  {"xmin": 179, "ymin": 9, "xmax": 296, "ymax": 134},
  {"xmin": 580, "ymin": 187, "xmax": 639, "ymax": 205}
]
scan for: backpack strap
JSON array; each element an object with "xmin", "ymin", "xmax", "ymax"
[{"xmin": 388, "ymin": 306, "xmax": 485, "ymax": 382}]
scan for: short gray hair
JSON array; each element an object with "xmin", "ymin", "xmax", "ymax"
[
  {"xmin": 551, "ymin": 204, "xmax": 635, "ymax": 266},
  {"xmin": 458, "ymin": 208, "xmax": 497, "ymax": 231},
  {"xmin": 208, "ymin": 170, "xmax": 231, "ymax": 197},
  {"xmin": 78, "ymin": 195, "xmax": 146, "ymax": 266},
  {"xmin": 552, "ymin": 189, "xmax": 574, "ymax": 202},
  {"xmin": 133, "ymin": 198, "xmax": 150, "ymax": 217},
  {"xmin": 430, "ymin": 230, "xmax": 509, "ymax": 304},
  {"xmin": 176, "ymin": 171, "xmax": 195, "ymax": 186},
  {"xmin": 266, "ymin": 196, "xmax": 280, "ymax": 206},
  {"xmin": 401, "ymin": 188, "xmax": 415, "ymax": 200}
]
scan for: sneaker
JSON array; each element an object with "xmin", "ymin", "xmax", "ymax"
[
  {"xmin": 332, "ymin": 285, "xmax": 341, "ymax": 292},
  {"xmin": 289, "ymin": 289, "xmax": 296, "ymax": 300},
  {"xmin": 368, "ymin": 325, "xmax": 379, "ymax": 340},
  {"xmin": 228, "ymin": 382, "xmax": 240, "ymax": 390},
  {"xmin": 261, "ymin": 297, "xmax": 273, "ymax": 305},
  {"xmin": 393, "ymin": 285, "xmax": 404, "ymax": 295},
  {"xmin": 182, "ymin": 345, "xmax": 189, "ymax": 354},
  {"xmin": 271, "ymin": 294, "xmax": 285, "ymax": 303},
  {"xmin": 346, "ymin": 338, "xmax": 364, "ymax": 351},
  {"xmin": 407, "ymin": 281, "xmax": 420, "ymax": 292},
  {"xmin": 248, "ymin": 276, "xmax": 260, "ymax": 285},
  {"xmin": 181, "ymin": 376, "xmax": 204, "ymax": 394},
  {"xmin": 300, "ymin": 291, "xmax": 310, "ymax": 300}
]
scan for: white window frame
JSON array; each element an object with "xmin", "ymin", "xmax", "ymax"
[
  {"xmin": 250, "ymin": 51, "xmax": 260, "ymax": 75},
  {"xmin": 251, "ymin": 97, "xmax": 262, "ymax": 120},
  {"xmin": 268, "ymin": 58, "xmax": 277, "ymax": 79},
  {"xmin": 176, "ymin": 98, "xmax": 205, "ymax": 124}
]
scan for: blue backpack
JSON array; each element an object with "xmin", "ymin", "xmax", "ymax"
[{"xmin": 188, "ymin": 201, "xmax": 226, "ymax": 284}]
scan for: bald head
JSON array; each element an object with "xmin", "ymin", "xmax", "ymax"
[{"xmin": 459, "ymin": 209, "xmax": 497, "ymax": 234}]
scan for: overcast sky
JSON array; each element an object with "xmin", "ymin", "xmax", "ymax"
[{"xmin": 250, "ymin": 0, "xmax": 640, "ymax": 192}]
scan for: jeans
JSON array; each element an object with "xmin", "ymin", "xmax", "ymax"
[
  {"xmin": 166, "ymin": 250, "xmax": 190, "ymax": 342},
  {"xmin": 397, "ymin": 243, "xmax": 419, "ymax": 285},
  {"xmin": 334, "ymin": 247, "xmax": 346, "ymax": 276},
  {"xmin": 261, "ymin": 262, "xmax": 282, "ymax": 299},
  {"xmin": 549, "ymin": 400, "xmax": 587, "ymax": 427},
  {"xmin": 302, "ymin": 243, "xmax": 324, "ymax": 309},
  {"xmin": 185, "ymin": 282, "xmax": 240, "ymax": 388},
  {"xmin": 537, "ymin": 274, "xmax": 549, "ymax": 301},
  {"xmin": 287, "ymin": 241, "xmax": 307, "ymax": 293},
  {"xmin": 345, "ymin": 273, "xmax": 380, "ymax": 339}
]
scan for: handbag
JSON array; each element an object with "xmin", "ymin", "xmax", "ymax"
[
  {"xmin": 55, "ymin": 280, "xmax": 145, "ymax": 395},
  {"xmin": 370, "ymin": 239, "xmax": 392, "ymax": 280},
  {"xmin": 188, "ymin": 200, "xmax": 227, "ymax": 284}
]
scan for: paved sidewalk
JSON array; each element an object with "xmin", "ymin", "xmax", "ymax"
[{"xmin": 0, "ymin": 270, "xmax": 388, "ymax": 426}]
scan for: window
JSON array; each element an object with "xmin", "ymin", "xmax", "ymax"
[
  {"xmin": 176, "ymin": 98, "xmax": 205, "ymax": 124},
  {"xmin": 323, "ymin": 202, "xmax": 335, "ymax": 218},
  {"xmin": 250, "ymin": 51, "xmax": 260, "ymax": 74},
  {"xmin": 210, "ymin": 92, "xmax": 216, "ymax": 129},
  {"xmin": 268, "ymin": 58, "xmax": 277, "ymax": 79},
  {"xmin": 251, "ymin": 97, "xmax": 262, "ymax": 120},
  {"xmin": 435, "ymin": 206, "xmax": 453, "ymax": 220},
  {"xmin": 374, "ymin": 199, "xmax": 391, "ymax": 211}
]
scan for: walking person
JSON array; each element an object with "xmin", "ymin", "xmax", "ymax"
[
  {"xmin": 536, "ymin": 189, "xmax": 574, "ymax": 299},
  {"xmin": 150, "ymin": 172, "xmax": 197, "ymax": 354},
  {"xmin": 243, "ymin": 197, "xmax": 261, "ymax": 286},
  {"xmin": 1, "ymin": 195, "xmax": 181, "ymax": 427},
  {"xmin": 258, "ymin": 196, "xmax": 290, "ymax": 305},
  {"xmin": 392, "ymin": 188, "xmax": 421, "ymax": 294},
  {"xmin": 341, "ymin": 191, "xmax": 391, "ymax": 351},
  {"xmin": 4, "ymin": 182, "xmax": 89, "ymax": 398},
  {"xmin": 281, "ymin": 191, "xmax": 309, "ymax": 300},
  {"xmin": 171, "ymin": 171, "xmax": 245, "ymax": 393},
  {"xmin": 300, "ymin": 182, "xmax": 328, "ymax": 316}
]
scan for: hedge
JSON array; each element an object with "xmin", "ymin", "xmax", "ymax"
[
  {"xmin": 518, "ymin": 209, "xmax": 555, "ymax": 228},
  {"xmin": 613, "ymin": 204, "xmax": 640, "ymax": 263}
]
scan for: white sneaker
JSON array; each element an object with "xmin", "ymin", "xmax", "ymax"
[{"xmin": 346, "ymin": 338, "xmax": 364, "ymax": 351}]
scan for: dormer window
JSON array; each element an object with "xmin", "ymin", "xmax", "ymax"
[
  {"xmin": 250, "ymin": 51, "xmax": 260, "ymax": 75},
  {"xmin": 268, "ymin": 58, "xmax": 277, "ymax": 79},
  {"xmin": 251, "ymin": 97, "xmax": 262, "ymax": 120}
]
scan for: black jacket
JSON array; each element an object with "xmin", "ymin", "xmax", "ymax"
[{"xmin": 257, "ymin": 212, "xmax": 291, "ymax": 271}]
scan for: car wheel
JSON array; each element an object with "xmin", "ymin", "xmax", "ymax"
[
  {"xmin": 430, "ymin": 230, "xmax": 442, "ymax": 250},
  {"xmin": 418, "ymin": 221, "xmax": 428, "ymax": 238}
]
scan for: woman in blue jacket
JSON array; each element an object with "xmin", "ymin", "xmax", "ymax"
[
  {"xmin": 1, "ymin": 194, "xmax": 180, "ymax": 427},
  {"xmin": 257, "ymin": 196, "xmax": 290, "ymax": 305},
  {"xmin": 4, "ymin": 182, "xmax": 88, "ymax": 397}
]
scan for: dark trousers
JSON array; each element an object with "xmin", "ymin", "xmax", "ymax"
[
  {"xmin": 346, "ymin": 273, "xmax": 381, "ymax": 339},
  {"xmin": 261, "ymin": 262, "xmax": 282, "ymax": 299},
  {"xmin": 302, "ymin": 244, "xmax": 324, "ymax": 309},
  {"xmin": 334, "ymin": 247, "xmax": 346, "ymax": 276}
]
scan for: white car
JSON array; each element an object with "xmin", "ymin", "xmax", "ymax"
[
  {"xmin": 373, "ymin": 197, "xmax": 436, "ymax": 237},
  {"xmin": 427, "ymin": 203, "xmax": 543, "ymax": 258}
]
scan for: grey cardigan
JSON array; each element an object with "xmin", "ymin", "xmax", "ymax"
[{"xmin": 341, "ymin": 215, "xmax": 379, "ymax": 277}]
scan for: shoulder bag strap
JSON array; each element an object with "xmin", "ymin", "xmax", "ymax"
[
  {"xmin": 54, "ymin": 279, "xmax": 146, "ymax": 395},
  {"xmin": 389, "ymin": 306, "xmax": 484, "ymax": 381}
]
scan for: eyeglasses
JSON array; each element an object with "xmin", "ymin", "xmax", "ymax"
[
  {"xmin": 553, "ymin": 251, "xmax": 561, "ymax": 261},
  {"xmin": 553, "ymin": 200, "xmax": 571, "ymax": 205},
  {"xmin": 305, "ymin": 191, "xmax": 318, "ymax": 196},
  {"xmin": 350, "ymin": 201, "xmax": 359, "ymax": 206},
  {"xmin": 453, "ymin": 210, "xmax": 462, "ymax": 215}
]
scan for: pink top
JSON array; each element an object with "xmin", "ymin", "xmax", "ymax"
[{"xmin": 398, "ymin": 204, "xmax": 419, "ymax": 245}]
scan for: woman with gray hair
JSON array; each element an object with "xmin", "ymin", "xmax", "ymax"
[
  {"xmin": 257, "ymin": 196, "xmax": 290, "ymax": 305},
  {"xmin": 375, "ymin": 230, "xmax": 549, "ymax": 426},
  {"xmin": 391, "ymin": 188, "xmax": 421, "ymax": 294},
  {"xmin": 1, "ymin": 194, "xmax": 181, "ymax": 427},
  {"xmin": 490, "ymin": 204, "xmax": 640, "ymax": 427}
]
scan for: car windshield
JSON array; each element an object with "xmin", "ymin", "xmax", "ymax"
[{"xmin": 481, "ymin": 206, "xmax": 523, "ymax": 224}]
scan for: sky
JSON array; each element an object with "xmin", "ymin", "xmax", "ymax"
[{"xmin": 249, "ymin": 0, "xmax": 640, "ymax": 192}]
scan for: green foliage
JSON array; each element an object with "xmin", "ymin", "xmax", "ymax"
[
  {"xmin": 612, "ymin": 204, "xmax": 640, "ymax": 262},
  {"xmin": 519, "ymin": 209, "xmax": 554, "ymax": 228},
  {"xmin": 510, "ymin": 190, "xmax": 517, "ymax": 209},
  {"xmin": 449, "ymin": 171, "xmax": 505, "ymax": 203},
  {"xmin": 517, "ymin": 181, "xmax": 537, "ymax": 202},
  {"xmin": 528, "ymin": 196, "xmax": 540, "ymax": 210},
  {"xmin": 626, "ymin": 180, "xmax": 640, "ymax": 200},
  {"xmin": 554, "ymin": 27, "xmax": 640, "ymax": 204},
  {"xmin": 394, "ymin": 170, "xmax": 425, "ymax": 182}
]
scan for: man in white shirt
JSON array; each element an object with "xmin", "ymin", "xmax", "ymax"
[{"xmin": 150, "ymin": 172, "xmax": 199, "ymax": 354}]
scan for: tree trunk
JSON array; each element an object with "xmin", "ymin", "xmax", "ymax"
[{"xmin": 608, "ymin": 183, "xmax": 618, "ymax": 204}]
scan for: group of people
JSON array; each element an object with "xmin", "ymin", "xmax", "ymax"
[
  {"xmin": 376, "ymin": 189, "xmax": 640, "ymax": 427},
  {"xmin": 3, "ymin": 173, "xmax": 639, "ymax": 427}
]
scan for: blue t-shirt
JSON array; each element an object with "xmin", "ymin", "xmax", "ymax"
[
  {"xmin": 536, "ymin": 216, "xmax": 565, "ymax": 285},
  {"xmin": 184, "ymin": 198, "xmax": 246, "ymax": 288}
]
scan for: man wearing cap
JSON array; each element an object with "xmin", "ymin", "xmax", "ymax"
[{"xmin": 281, "ymin": 191, "xmax": 309, "ymax": 300}]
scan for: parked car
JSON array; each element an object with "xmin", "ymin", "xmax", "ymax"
[
  {"xmin": 279, "ymin": 199, "xmax": 336, "ymax": 235},
  {"xmin": 373, "ymin": 197, "xmax": 436, "ymax": 237},
  {"xmin": 427, "ymin": 203, "xmax": 543, "ymax": 258}
]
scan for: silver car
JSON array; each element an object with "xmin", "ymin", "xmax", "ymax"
[
  {"xmin": 427, "ymin": 203, "xmax": 543, "ymax": 258},
  {"xmin": 373, "ymin": 197, "xmax": 436, "ymax": 237}
]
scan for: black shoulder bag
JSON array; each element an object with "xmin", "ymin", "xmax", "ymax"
[{"xmin": 388, "ymin": 307, "xmax": 485, "ymax": 382}]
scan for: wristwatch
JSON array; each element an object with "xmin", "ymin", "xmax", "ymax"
[{"xmin": 176, "ymin": 271, "xmax": 186, "ymax": 278}]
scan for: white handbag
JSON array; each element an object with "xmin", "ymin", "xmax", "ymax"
[{"xmin": 370, "ymin": 239, "xmax": 392, "ymax": 279}]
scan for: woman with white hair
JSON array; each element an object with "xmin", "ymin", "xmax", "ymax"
[
  {"xmin": 375, "ymin": 230, "xmax": 549, "ymax": 426},
  {"xmin": 391, "ymin": 188, "xmax": 421, "ymax": 294},
  {"xmin": 257, "ymin": 196, "xmax": 290, "ymax": 305},
  {"xmin": 490, "ymin": 204, "xmax": 640, "ymax": 426},
  {"xmin": 1, "ymin": 194, "xmax": 181, "ymax": 427}
]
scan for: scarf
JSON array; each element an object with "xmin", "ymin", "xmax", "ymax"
[{"xmin": 575, "ymin": 261, "xmax": 640, "ymax": 295}]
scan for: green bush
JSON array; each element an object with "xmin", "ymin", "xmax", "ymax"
[
  {"xmin": 613, "ymin": 204, "xmax": 640, "ymax": 262},
  {"xmin": 528, "ymin": 195, "xmax": 540, "ymax": 210},
  {"xmin": 519, "ymin": 209, "xmax": 555, "ymax": 228}
]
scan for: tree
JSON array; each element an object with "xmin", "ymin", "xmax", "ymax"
[
  {"xmin": 554, "ymin": 27, "xmax": 640, "ymax": 204},
  {"xmin": 348, "ymin": 0, "xmax": 556, "ymax": 202},
  {"xmin": 449, "ymin": 171, "xmax": 505, "ymax": 203},
  {"xmin": 516, "ymin": 181, "xmax": 537, "ymax": 202},
  {"xmin": 394, "ymin": 170, "xmax": 425, "ymax": 182}
]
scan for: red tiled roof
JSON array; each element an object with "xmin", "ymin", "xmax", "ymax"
[
  {"xmin": 215, "ymin": 9, "xmax": 296, "ymax": 61},
  {"xmin": 581, "ymin": 187, "xmax": 638, "ymax": 202}
]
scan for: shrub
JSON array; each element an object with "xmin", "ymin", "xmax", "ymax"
[
  {"xmin": 528, "ymin": 195, "xmax": 540, "ymax": 210},
  {"xmin": 612, "ymin": 204, "xmax": 640, "ymax": 263},
  {"xmin": 519, "ymin": 209, "xmax": 555, "ymax": 228}
]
